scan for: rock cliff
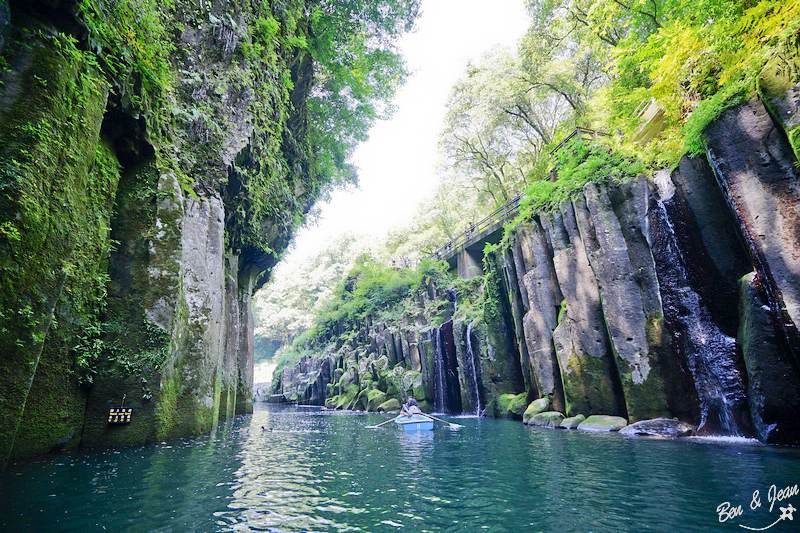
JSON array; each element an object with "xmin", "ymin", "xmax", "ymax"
[
  {"xmin": 0, "ymin": 0, "xmax": 324, "ymax": 464},
  {"xmin": 273, "ymin": 87, "xmax": 800, "ymax": 445}
]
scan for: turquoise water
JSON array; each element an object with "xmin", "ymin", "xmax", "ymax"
[{"xmin": 2, "ymin": 404, "xmax": 800, "ymax": 532}]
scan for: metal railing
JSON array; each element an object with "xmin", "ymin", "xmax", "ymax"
[
  {"xmin": 425, "ymin": 195, "xmax": 521, "ymax": 262},
  {"xmin": 549, "ymin": 127, "xmax": 612, "ymax": 156}
]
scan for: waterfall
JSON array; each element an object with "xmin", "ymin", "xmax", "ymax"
[
  {"xmin": 464, "ymin": 319, "xmax": 482, "ymax": 416},
  {"xmin": 430, "ymin": 287, "xmax": 463, "ymax": 414},
  {"xmin": 649, "ymin": 196, "xmax": 750, "ymax": 436},
  {"xmin": 431, "ymin": 327, "xmax": 447, "ymax": 413}
]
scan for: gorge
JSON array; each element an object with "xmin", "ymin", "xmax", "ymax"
[
  {"xmin": 271, "ymin": 89, "xmax": 800, "ymax": 445},
  {"xmin": 0, "ymin": 0, "xmax": 419, "ymax": 467},
  {"xmin": 1, "ymin": 0, "xmax": 800, "ymax": 475}
]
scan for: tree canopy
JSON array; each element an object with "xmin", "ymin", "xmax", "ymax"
[
  {"xmin": 308, "ymin": 0, "xmax": 421, "ymax": 191},
  {"xmin": 435, "ymin": 0, "xmax": 800, "ymax": 209}
]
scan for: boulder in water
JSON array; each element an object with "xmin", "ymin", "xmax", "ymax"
[
  {"xmin": 619, "ymin": 418, "xmax": 695, "ymax": 438},
  {"xmin": 377, "ymin": 398, "xmax": 401, "ymax": 413},
  {"xmin": 496, "ymin": 392, "xmax": 528, "ymax": 419},
  {"xmin": 577, "ymin": 415, "xmax": 628, "ymax": 432},
  {"xmin": 528, "ymin": 411, "xmax": 565, "ymax": 429},
  {"xmin": 523, "ymin": 398, "xmax": 550, "ymax": 424},
  {"xmin": 560, "ymin": 414, "xmax": 586, "ymax": 429}
]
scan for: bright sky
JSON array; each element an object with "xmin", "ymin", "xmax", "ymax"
[{"xmin": 287, "ymin": 0, "xmax": 530, "ymax": 261}]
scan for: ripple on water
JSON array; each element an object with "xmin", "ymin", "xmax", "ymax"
[{"xmin": 2, "ymin": 405, "xmax": 800, "ymax": 533}]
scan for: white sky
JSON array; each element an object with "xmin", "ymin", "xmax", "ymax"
[{"xmin": 287, "ymin": 0, "xmax": 530, "ymax": 261}]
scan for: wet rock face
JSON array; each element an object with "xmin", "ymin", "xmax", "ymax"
[
  {"xmin": 619, "ymin": 419, "xmax": 695, "ymax": 438},
  {"xmin": 0, "ymin": 1, "xmax": 8, "ymax": 49},
  {"xmin": 738, "ymin": 273, "xmax": 800, "ymax": 445},
  {"xmin": 648, "ymin": 170, "xmax": 752, "ymax": 437},
  {"xmin": 705, "ymin": 97, "xmax": 800, "ymax": 355}
]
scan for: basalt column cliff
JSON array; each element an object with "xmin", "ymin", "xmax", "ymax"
[
  {"xmin": 0, "ymin": 0, "xmax": 322, "ymax": 465},
  {"xmin": 272, "ymin": 85, "xmax": 800, "ymax": 445}
]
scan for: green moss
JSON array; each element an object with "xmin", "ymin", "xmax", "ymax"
[
  {"xmin": 610, "ymin": 315, "xmax": 670, "ymax": 422},
  {"xmin": 377, "ymin": 398, "xmax": 400, "ymax": 412},
  {"xmin": 528, "ymin": 411, "xmax": 565, "ymax": 428},
  {"xmin": 522, "ymin": 398, "xmax": 549, "ymax": 424},
  {"xmin": 758, "ymin": 56, "xmax": 800, "ymax": 162},
  {"xmin": 557, "ymin": 299, "xmax": 567, "ymax": 325},
  {"xmin": 496, "ymin": 392, "xmax": 528, "ymax": 419},
  {"xmin": 154, "ymin": 375, "xmax": 179, "ymax": 441},
  {"xmin": 561, "ymin": 347, "xmax": 620, "ymax": 418},
  {"xmin": 0, "ymin": 30, "xmax": 119, "ymax": 462}
]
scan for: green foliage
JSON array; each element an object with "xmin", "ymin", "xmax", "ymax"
[
  {"xmin": 273, "ymin": 258, "xmax": 450, "ymax": 372},
  {"xmin": 77, "ymin": 0, "xmax": 175, "ymax": 102},
  {"xmin": 253, "ymin": 233, "xmax": 387, "ymax": 353},
  {"xmin": 313, "ymin": 260, "xmax": 422, "ymax": 340},
  {"xmin": 308, "ymin": 0, "xmax": 421, "ymax": 188},
  {"xmin": 70, "ymin": 318, "xmax": 168, "ymax": 386},
  {"xmin": 383, "ymin": 180, "xmax": 486, "ymax": 258},
  {"xmin": 515, "ymin": 138, "xmax": 643, "ymax": 219},
  {"xmin": 439, "ymin": 48, "xmax": 555, "ymax": 206},
  {"xmin": 592, "ymin": 0, "xmax": 799, "ymax": 164}
]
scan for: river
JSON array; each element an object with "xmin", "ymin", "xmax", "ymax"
[{"xmin": 2, "ymin": 404, "xmax": 799, "ymax": 532}]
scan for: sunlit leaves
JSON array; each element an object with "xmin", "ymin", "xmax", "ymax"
[{"xmin": 308, "ymin": 0, "xmax": 421, "ymax": 189}]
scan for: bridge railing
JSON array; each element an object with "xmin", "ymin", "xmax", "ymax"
[
  {"xmin": 419, "ymin": 128, "xmax": 610, "ymax": 265},
  {"xmin": 425, "ymin": 195, "xmax": 521, "ymax": 262},
  {"xmin": 549, "ymin": 127, "xmax": 612, "ymax": 157}
]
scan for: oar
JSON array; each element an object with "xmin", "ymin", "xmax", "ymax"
[
  {"xmin": 426, "ymin": 414, "xmax": 464, "ymax": 428},
  {"xmin": 366, "ymin": 416, "xmax": 399, "ymax": 429}
]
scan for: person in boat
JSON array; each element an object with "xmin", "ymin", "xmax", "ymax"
[{"xmin": 400, "ymin": 396, "xmax": 421, "ymax": 419}]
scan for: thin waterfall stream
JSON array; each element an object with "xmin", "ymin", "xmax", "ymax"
[
  {"xmin": 649, "ymin": 189, "xmax": 750, "ymax": 436},
  {"xmin": 465, "ymin": 319, "xmax": 483, "ymax": 416}
]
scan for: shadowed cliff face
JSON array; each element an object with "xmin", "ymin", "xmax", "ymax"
[
  {"xmin": 0, "ymin": 0, "xmax": 318, "ymax": 463},
  {"xmin": 273, "ymin": 84, "xmax": 800, "ymax": 444}
]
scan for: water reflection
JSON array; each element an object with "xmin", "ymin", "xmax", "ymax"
[{"xmin": 2, "ymin": 405, "xmax": 800, "ymax": 533}]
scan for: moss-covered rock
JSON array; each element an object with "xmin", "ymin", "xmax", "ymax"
[
  {"xmin": 377, "ymin": 398, "xmax": 401, "ymax": 413},
  {"xmin": 528, "ymin": 411, "xmax": 565, "ymax": 429},
  {"xmin": 496, "ymin": 392, "xmax": 528, "ymax": 419},
  {"xmin": 560, "ymin": 414, "xmax": 586, "ymax": 429},
  {"xmin": 577, "ymin": 415, "xmax": 628, "ymax": 432},
  {"xmin": 366, "ymin": 389, "xmax": 387, "ymax": 411},
  {"xmin": 522, "ymin": 398, "xmax": 549, "ymax": 425}
]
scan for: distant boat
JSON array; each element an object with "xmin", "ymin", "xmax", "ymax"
[{"xmin": 395, "ymin": 414, "xmax": 434, "ymax": 431}]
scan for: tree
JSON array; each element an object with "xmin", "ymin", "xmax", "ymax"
[
  {"xmin": 308, "ymin": 0, "xmax": 421, "ymax": 190},
  {"xmin": 252, "ymin": 233, "xmax": 387, "ymax": 357},
  {"xmin": 439, "ymin": 47, "xmax": 570, "ymax": 205},
  {"xmin": 384, "ymin": 181, "xmax": 485, "ymax": 258}
]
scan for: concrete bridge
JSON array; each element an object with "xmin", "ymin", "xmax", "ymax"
[{"xmin": 428, "ymin": 197, "xmax": 520, "ymax": 279}]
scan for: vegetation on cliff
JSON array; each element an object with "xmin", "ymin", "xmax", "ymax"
[
  {"xmin": 381, "ymin": 0, "xmax": 800, "ymax": 258},
  {"xmin": 0, "ymin": 0, "xmax": 419, "ymax": 461},
  {"xmin": 272, "ymin": 257, "xmax": 452, "ymax": 370}
]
